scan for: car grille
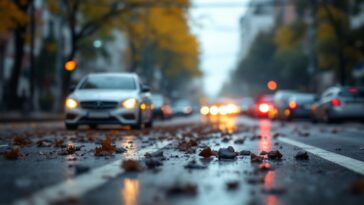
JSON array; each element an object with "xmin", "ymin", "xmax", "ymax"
[{"xmin": 80, "ymin": 101, "xmax": 118, "ymax": 110}]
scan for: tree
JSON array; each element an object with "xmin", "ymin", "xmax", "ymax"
[
  {"xmin": 4, "ymin": 0, "xmax": 32, "ymax": 110},
  {"xmin": 120, "ymin": 0, "xmax": 200, "ymax": 96}
]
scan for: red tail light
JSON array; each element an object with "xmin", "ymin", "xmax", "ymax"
[
  {"xmin": 258, "ymin": 103, "xmax": 269, "ymax": 113},
  {"xmin": 349, "ymin": 87, "xmax": 358, "ymax": 93},
  {"xmin": 331, "ymin": 98, "xmax": 341, "ymax": 107}
]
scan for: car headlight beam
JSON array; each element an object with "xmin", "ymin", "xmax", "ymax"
[
  {"xmin": 121, "ymin": 98, "xmax": 138, "ymax": 109},
  {"xmin": 65, "ymin": 98, "xmax": 78, "ymax": 109}
]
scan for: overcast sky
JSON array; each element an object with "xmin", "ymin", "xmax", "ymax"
[{"xmin": 190, "ymin": 0, "xmax": 249, "ymax": 97}]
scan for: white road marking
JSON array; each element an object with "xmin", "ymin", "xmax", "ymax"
[
  {"xmin": 278, "ymin": 137, "xmax": 364, "ymax": 175},
  {"xmin": 14, "ymin": 141, "xmax": 171, "ymax": 205}
]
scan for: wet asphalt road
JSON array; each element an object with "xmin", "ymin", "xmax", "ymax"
[{"xmin": 0, "ymin": 115, "xmax": 364, "ymax": 205}]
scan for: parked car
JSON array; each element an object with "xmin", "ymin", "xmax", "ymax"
[
  {"xmin": 64, "ymin": 73, "xmax": 153, "ymax": 130},
  {"xmin": 284, "ymin": 93, "xmax": 316, "ymax": 120},
  {"xmin": 172, "ymin": 99, "xmax": 193, "ymax": 116},
  {"xmin": 272, "ymin": 90, "xmax": 298, "ymax": 120},
  {"xmin": 312, "ymin": 86, "xmax": 364, "ymax": 122},
  {"xmin": 151, "ymin": 94, "xmax": 173, "ymax": 119}
]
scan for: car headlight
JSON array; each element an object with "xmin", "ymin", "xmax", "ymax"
[
  {"xmin": 121, "ymin": 98, "xmax": 138, "ymax": 109},
  {"xmin": 65, "ymin": 98, "xmax": 78, "ymax": 109}
]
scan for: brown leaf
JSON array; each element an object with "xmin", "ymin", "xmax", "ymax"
[
  {"xmin": 13, "ymin": 136, "xmax": 31, "ymax": 146},
  {"xmin": 94, "ymin": 137, "xmax": 116, "ymax": 156},
  {"xmin": 121, "ymin": 159, "xmax": 142, "ymax": 172},
  {"xmin": 4, "ymin": 147, "xmax": 22, "ymax": 160}
]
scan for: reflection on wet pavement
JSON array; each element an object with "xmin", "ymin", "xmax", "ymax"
[
  {"xmin": 259, "ymin": 120, "xmax": 272, "ymax": 152},
  {"xmin": 208, "ymin": 115, "xmax": 237, "ymax": 134},
  {"xmin": 121, "ymin": 135, "xmax": 137, "ymax": 159},
  {"xmin": 121, "ymin": 178, "xmax": 140, "ymax": 205},
  {"xmin": 265, "ymin": 171, "xmax": 278, "ymax": 205}
]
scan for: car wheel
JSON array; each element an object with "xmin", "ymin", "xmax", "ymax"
[
  {"xmin": 322, "ymin": 110, "xmax": 332, "ymax": 123},
  {"xmin": 145, "ymin": 119, "xmax": 153, "ymax": 128},
  {"xmin": 65, "ymin": 123, "xmax": 78, "ymax": 130},
  {"xmin": 131, "ymin": 109, "xmax": 143, "ymax": 130}
]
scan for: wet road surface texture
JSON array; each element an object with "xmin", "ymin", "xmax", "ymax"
[{"xmin": 1, "ymin": 115, "xmax": 364, "ymax": 205}]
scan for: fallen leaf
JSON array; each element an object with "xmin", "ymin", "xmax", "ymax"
[
  {"xmin": 4, "ymin": 147, "xmax": 21, "ymax": 160},
  {"xmin": 121, "ymin": 159, "xmax": 142, "ymax": 172}
]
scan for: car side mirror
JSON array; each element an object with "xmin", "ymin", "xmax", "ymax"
[
  {"xmin": 69, "ymin": 85, "xmax": 76, "ymax": 93},
  {"xmin": 141, "ymin": 85, "xmax": 150, "ymax": 93}
]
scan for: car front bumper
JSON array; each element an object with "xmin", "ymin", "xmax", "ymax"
[{"xmin": 65, "ymin": 107, "xmax": 139, "ymax": 125}]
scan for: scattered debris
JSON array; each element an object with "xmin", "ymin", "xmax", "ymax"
[
  {"xmin": 250, "ymin": 153, "xmax": 264, "ymax": 163},
  {"xmin": 54, "ymin": 139, "xmax": 65, "ymax": 148},
  {"xmin": 178, "ymin": 140, "xmax": 198, "ymax": 152},
  {"xmin": 95, "ymin": 137, "xmax": 116, "ymax": 156},
  {"xmin": 233, "ymin": 138, "xmax": 245, "ymax": 144},
  {"xmin": 240, "ymin": 150, "xmax": 251, "ymax": 156},
  {"xmin": 144, "ymin": 158, "xmax": 163, "ymax": 169},
  {"xmin": 121, "ymin": 159, "xmax": 143, "ymax": 172},
  {"xmin": 198, "ymin": 147, "xmax": 215, "ymax": 158},
  {"xmin": 36, "ymin": 140, "xmax": 52, "ymax": 147},
  {"xmin": 145, "ymin": 150, "xmax": 164, "ymax": 158},
  {"xmin": 267, "ymin": 150, "xmax": 283, "ymax": 160},
  {"xmin": 218, "ymin": 146, "xmax": 238, "ymax": 160},
  {"xmin": 166, "ymin": 183, "xmax": 197, "ymax": 196},
  {"xmin": 4, "ymin": 147, "xmax": 21, "ymax": 160},
  {"xmin": 13, "ymin": 136, "xmax": 31, "ymax": 146},
  {"xmin": 295, "ymin": 151, "xmax": 309, "ymax": 160},
  {"xmin": 59, "ymin": 144, "xmax": 78, "ymax": 155},
  {"xmin": 115, "ymin": 147, "xmax": 127, "ymax": 154},
  {"xmin": 260, "ymin": 151, "xmax": 268, "ymax": 155}
]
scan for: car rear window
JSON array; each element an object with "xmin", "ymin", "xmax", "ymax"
[
  {"xmin": 339, "ymin": 88, "xmax": 364, "ymax": 98},
  {"xmin": 79, "ymin": 75, "xmax": 136, "ymax": 90}
]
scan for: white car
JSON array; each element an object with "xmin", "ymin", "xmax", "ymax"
[{"xmin": 64, "ymin": 73, "xmax": 153, "ymax": 130}]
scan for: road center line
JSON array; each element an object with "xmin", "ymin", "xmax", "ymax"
[
  {"xmin": 278, "ymin": 137, "xmax": 364, "ymax": 175},
  {"xmin": 14, "ymin": 141, "xmax": 171, "ymax": 205}
]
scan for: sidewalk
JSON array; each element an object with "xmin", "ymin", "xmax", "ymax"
[{"xmin": 0, "ymin": 112, "xmax": 63, "ymax": 123}]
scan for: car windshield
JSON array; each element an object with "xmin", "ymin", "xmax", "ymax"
[
  {"xmin": 79, "ymin": 75, "xmax": 136, "ymax": 90},
  {"xmin": 174, "ymin": 100, "xmax": 190, "ymax": 107},
  {"xmin": 293, "ymin": 95, "xmax": 315, "ymax": 103}
]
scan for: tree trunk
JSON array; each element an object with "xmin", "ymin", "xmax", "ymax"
[{"xmin": 7, "ymin": 26, "xmax": 26, "ymax": 109}]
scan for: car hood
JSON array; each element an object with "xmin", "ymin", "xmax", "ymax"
[{"xmin": 70, "ymin": 89, "xmax": 139, "ymax": 102}]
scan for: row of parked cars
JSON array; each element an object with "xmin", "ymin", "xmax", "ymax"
[
  {"xmin": 245, "ymin": 86, "xmax": 364, "ymax": 123},
  {"xmin": 64, "ymin": 73, "xmax": 194, "ymax": 130}
]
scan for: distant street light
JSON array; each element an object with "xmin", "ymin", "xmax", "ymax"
[
  {"xmin": 93, "ymin": 40, "xmax": 103, "ymax": 48},
  {"xmin": 267, "ymin": 80, "xmax": 277, "ymax": 91}
]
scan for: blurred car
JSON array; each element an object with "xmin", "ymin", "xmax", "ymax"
[
  {"xmin": 312, "ymin": 86, "xmax": 364, "ymax": 122},
  {"xmin": 284, "ymin": 93, "xmax": 316, "ymax": 120},
  {"xmin": 252, "ymin": 94, "xmax": 275, "ymax": 118},
  {"xmin": 151, "ymin": 94, "xmax": 173, "ymax": 119},
  {"xmin": 173, "ymin": 99, "xmax": 193, "ymax": 116},
  {"xmin": 240, "ymin": 97, "xmax": 254, "ymax": 115},
  {"xmin": 272, "ymin": 90, "xmax": 298, "ymax": 120},
  {"xmin": 64, "ymin": 73, "xmax": 153, "ymax": 130},
  {"xmin": 200, "ymin": 99, "xmax": 240, "ymax": 116}
]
